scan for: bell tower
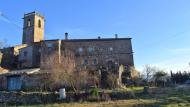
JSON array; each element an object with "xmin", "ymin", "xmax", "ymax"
[{"xmin": 22, "ymin": 11, "xmax": 44, "ymax": 44}]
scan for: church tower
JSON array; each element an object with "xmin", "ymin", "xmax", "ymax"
[{"xmin": 22, "ymin": 11, "xmax": 44, "ymax": 44}]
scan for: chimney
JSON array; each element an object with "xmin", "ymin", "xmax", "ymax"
[
  {"xmin": 65, "ymin": 32, "xmax": 68, "ymax": 40},
  {"xmin": 115, "ymin": 34, "xmax": 118, "ymax": 39}
]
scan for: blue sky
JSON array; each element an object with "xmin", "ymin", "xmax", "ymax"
[{"xmin": 0, "ymin": 0, "xmax": 190, "ymax": 72}]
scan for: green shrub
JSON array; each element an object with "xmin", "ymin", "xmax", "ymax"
[
  {"xmin": 87, "ymin": 87, "xmax": 100, "ymax": 101},
  {"xmin": 89, "ymin": 87, "xmax": 99, "ymax": 97}
]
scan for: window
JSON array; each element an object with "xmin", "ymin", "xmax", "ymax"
[
  {"xmin": 88, "ymin": 47, "xmax": 94, "ymax": 54},
  {"xmin": 107, "ymin": 60, "xmax": 114, "ymax": 69},
  {"xmin": 78, "ymin": 47, "xmax": 83, "ymax": 53},
  {"xmin": 76, "ymin": 47, "xmax": 83, "ymax": 56},
  {"xmin": 109, "ymin": 47, "xmax": 113, "ymax": 51},
  {"xmin": 47, "ymin": 43, "xmax": 53, "ymax": 48},
  {"xmin": 38, "ymin": 49, "xmax": 41, "ymax": 53},
  {"xmin": 84, "ymin": 59, "xmax": 88, "ymax": 65},
  {"xmin": 27, "ymin": 19, "xmax": 31, "ymax": 27},
  {"xmin": 38, "ymin": 20, "xmax": 41, "ymax": 28},
  {"xmin": 24, "ymin": 51, "xmax": 27, "ymax": 57},
  {"xmin": 93, "ymin": 59, "xmax": 97, "ymax": 65},
  {"xmin": 46, "ymin": 43, "xmax": 53, "ymax": 51}
]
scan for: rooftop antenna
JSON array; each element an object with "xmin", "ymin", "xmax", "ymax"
[
  {"xmin": 115, "ymin": 34, "xmax": 118, "ymax": 39},
  {"xmin": 65, "ymin": 32, "xmax": 68, "ymax": 40}
]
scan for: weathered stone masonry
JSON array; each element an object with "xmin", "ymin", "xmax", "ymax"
[{"xmin": 0, "ymin": 11, "xmax": 135, "ymax": 91}]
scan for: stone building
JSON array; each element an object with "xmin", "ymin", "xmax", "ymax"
[
  {"xmin": 1, "ymin": 44, "xmax": 27, "ymax": 69},
  {"xmin": 18, "ymin": 42, "xmax": 41, "ymax": 68},
  {"xmin": 22, "ymin": 12, "xmax": 44, "ymax": 44},
  {"xmin": 39, "ymin": 38, "xmax": 134, "ymax": 71},
  {"xmin": 0, "ymin": 11, "xmax": 135, "ymax": 91},
  {"xmin": 0, "ymin": 68, "xmax": 43, "ymax": 91},
  {"xmin": 15, "ymin": 11, "xmax": 134, "ymax": 71},
  {"xmin": 0, "ymin": 51, "xmax": 2, "ymax": 66},
  {"xmin": 62, "ymin": 38, "xmax": 134, "ymax": 71}
]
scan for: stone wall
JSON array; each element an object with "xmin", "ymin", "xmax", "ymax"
[
  {"xmin": 22, "ymin": 12, "xmax": 44, "ymax": 44},
  {"xmin": 21, "ymin": 73, "xmax": 50, "ymax": 91},
  {"xmin": 62, "ymin": 38, "xmax": 134, "ymax": 71},
  {"xmin": 40, "ymin": 40, "xmax": 61, "ymax": 69},
  {"xmin": 18, "ymin": 43, "xmax": 41, "ymax": 68},
  {"xmin": 1, "ymin": 44, "xmax": 27, "ymax": 69},
  {"xmin": 0, "ymin": 76, "xmax": 7, "ymax": 91},
  {"xmin": 1, "ymin": 47, "xmax": 15, "ymax": 68},
  {"xmin": 0, "ymin": 73, "xmax": 50, "ymax": 91},
  {"xmin": 0, "ymin": 92, "xmax": 58, "ymax": 104},
  {"xmin": 0, "ymin": 52, "xmax": 3, "ymax": 65},
  {"xmin": 18, "ymin": 46, "xmax": 33, "ymax": 68},
  {"xmin": 40, "ymin": 38, "xmax": 134, "ymax": 71},
  {"xmin": 0, "ymin": 91, "xmax": 138, "ymax": 104}
]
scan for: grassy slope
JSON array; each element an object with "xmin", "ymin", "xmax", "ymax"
[
  {"xmin": 3, "ymin": 87, "xmax": 190, "ymax": 107},
  {"xmin": 137, "ymin": 87, "xmax": 190, "ymax": 107},
  {"xmin": 18, "ymin": 99, "xmax": 157, "ymax": 107}
]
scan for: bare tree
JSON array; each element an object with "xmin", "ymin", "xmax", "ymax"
[
  {"xmin": 42, "ymin": 49, "xmax": 90, "ymax": 93},
  {"xmin": 153, "ymin": 70, "xmax": 167, "ymax": 87},
  {"xmin": 129, "ymin": 66, "xmax": 140, "ymax": 79},
  {"xmin": 0, "ymin": 39, "xmax": 9, "ymax": 49},
  {"xmin": 143, "ymin": 65, "xmax": 156, "ymax": 82},
  {"xmin": 87, "ymin": 69, "xmax": 101, "ymax": 87},
  {"xmin": 106, "ymin": 72, "xmax": 118, "ymax": 89}
]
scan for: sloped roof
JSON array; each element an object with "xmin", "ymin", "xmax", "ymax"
[
  {"xmin": 0, "ymin": 67, "xmax": 9, "ymax": 74},
  {"xmin": 62, "ymin": 38, "xmax": 131, "ymax": 42},
  {"xmin": 0, "ymin": 68, "xmax": 40, "ymax": 76}
]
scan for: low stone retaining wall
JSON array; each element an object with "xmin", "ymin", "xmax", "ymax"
[
  {"xmin": 0, "ymin": 92, "xmax": 58, "ymax": 105},
  {"xmin": 0, "ymin": 91, "xmax": 140, "ymax": 104}
]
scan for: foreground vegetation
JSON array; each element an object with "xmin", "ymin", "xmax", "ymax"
[
  {"xmin": 152, "ymin": 87, "xmax": 190, "ymax": 107},
  {"xmin": 16, "ymin": 99, "xmax": 156, "ymax": 107},
  {"xmin": 1, "ymin": 87, "xmax": 188, "ymax": 107}
]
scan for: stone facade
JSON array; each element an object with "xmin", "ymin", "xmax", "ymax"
[
  {"xmin": 1, "ymin": 11, "xmax": 134, "ymax": 71},
  {"xmin": 0, "ymin": 51, "xmax": 2, "ymax": 66},
  {"xmin": 0, "ymin": 76, "xmax": 7, "ymax": 90},
  {"xmin": 22, "ymin": 12, "xmax": 44, "ymax": 44},
  {"xmin": 62, "ymin": 38, "xmax": 134, "ymax": 71},
  {"xmin": 18, "ymin": 43, "xmax": 40, "ymax": 68},
  {"xmin": 1, "ymin": 44, "xmax": 27, "ymax": 69},
  {"xmin": 0, "ymin": 11, "xmax": 135, "ymax": 91},
  {"xmin": 0, "ymin": 68, "xmax": 44, "ymax": 91},
  {"xmin": 40, "ymin": 40, "xmax": 62, "ymax": 69},
  {"xmin": 39, "ymin": 38, "xmax": 134, "ymax": 71}
]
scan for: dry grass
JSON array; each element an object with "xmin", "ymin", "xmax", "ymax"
[
  {"xmin": 19, "ymin": 99, "xmax": 157, "ymax": 107},
  {"xmin": 4, "ymin": 87, "xmax": 190, "ymax": 107}
]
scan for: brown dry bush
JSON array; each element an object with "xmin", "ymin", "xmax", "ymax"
[{"xmin": 42, "ymin": 49, "xmax": 92, "ymax": 92}]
